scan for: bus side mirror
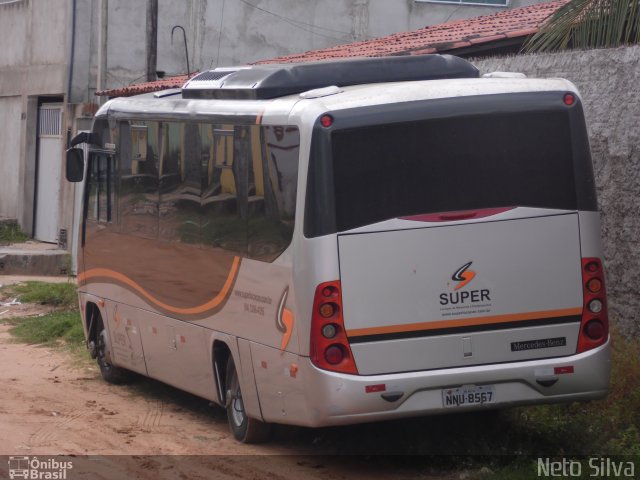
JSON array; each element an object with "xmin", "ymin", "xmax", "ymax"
[{"xmin": 65, "ymin": 148, "xmax": 85, "ymax": 182}]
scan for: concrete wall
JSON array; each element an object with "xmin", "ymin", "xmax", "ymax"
[
  {"xmin": 98, "ymin": 0, "xmax": 548, "ymax": 90},
  {"xmin": 474, "ymin": 46, "xmax": 640, "ymax": 335},
  {"xmin": 0, "ymin": 0, "xmax": 69, "ymax": 232},
  {"xmin": 0, "ymin": 96, "xmax": 23, "ymax": 218},
  {"xmin": 0, "ymin": 0, "xmax": 68, "ymax": 96}
]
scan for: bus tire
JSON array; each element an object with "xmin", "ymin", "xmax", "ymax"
[
  {"xmin": 95, "ymin": 314, "xmax": 132, "ymax": 385},
  {"xmin": 225, "ymin": 356, "xmax": 271, "ymax": 443}
]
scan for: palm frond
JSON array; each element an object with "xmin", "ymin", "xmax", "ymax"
[{"xmin": 525, "ymin": 0, "xmax": 640, "ymax": 52}]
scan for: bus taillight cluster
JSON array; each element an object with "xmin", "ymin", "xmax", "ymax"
[
  {"xmin": 310, "ymin": 281, "xmax": 358, "ymax": 374},
  {"xmin": 577, "ymin": 258, "xmax": 609, "ymax": 353}
]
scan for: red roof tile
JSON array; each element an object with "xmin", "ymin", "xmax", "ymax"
[
  {"xmin": 95, "ymin": 73, "xmax": 194, "ymax": 98},
  {"xmin": 255, "ymin": 0, "xmax": 566, "ymax": 64},
  {"xmin": 97, "ymin": 0, "xmax": 566, "ymax": 98}
]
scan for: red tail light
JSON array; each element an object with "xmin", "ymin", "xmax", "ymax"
[
  {"xmin": 310, "ymin": 280, "xmax": 358, "ymax": 374},
  {"xmin": 577, "ymin": 258, "xmax": 609, "ymax": 353}
]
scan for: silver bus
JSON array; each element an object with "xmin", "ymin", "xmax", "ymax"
[{"xmin": 66, "ymin": 55, "xmax": 610, "ymax": 443}]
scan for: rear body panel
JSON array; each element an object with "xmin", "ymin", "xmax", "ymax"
[{"xmin": 338, "ymin": 211, "xmax": 583, "ymax": 374}]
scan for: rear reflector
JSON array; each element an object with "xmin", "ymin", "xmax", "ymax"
[
  {"xmin": 365, "ymin": 384, "xmax": 386, "ymax": 393},
  {"xmin": 554, "ymin": 366, "xmax": 575, "ymax": 375}
]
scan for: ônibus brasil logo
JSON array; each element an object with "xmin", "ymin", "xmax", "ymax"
[
  {"xmin": 8, "ymin": 456, "xmax": 73, "ymax": 479},
  {"xmin": 451, "ymin": 261, "xmax": 476, "ymax": 290}
]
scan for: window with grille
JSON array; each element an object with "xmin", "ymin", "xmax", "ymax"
[{"xmin": 38, "ymin": 108, "xmax": 62, "ymax": 137}]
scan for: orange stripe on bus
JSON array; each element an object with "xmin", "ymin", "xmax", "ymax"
[
  {"xmin": 280, "ymin": 308, "xmax": 295, "ymax": 351},
  {"xmin": 346, "ymin": 307, "xmax": 583, "ymax": 338},
  {"xmin": 77, "ymin": 256, "xmax": 241, "ymax": 315}
]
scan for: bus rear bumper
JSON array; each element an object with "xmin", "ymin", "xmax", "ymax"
[{"xmin": 296, "ymin": 339, "xmax": 610, "ymax": 427}]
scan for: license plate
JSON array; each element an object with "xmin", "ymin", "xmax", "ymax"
[{"xmin": 442, "ymin": 384, "xmax": 495, "ymax": 408}]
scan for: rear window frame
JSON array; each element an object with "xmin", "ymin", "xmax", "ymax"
[{"xmin": 304, "ymin": 91, "xmax": 597, "ymax": 238}]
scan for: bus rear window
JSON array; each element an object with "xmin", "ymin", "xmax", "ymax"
[{"xmin": 331, "ymin": 111, "xmax": 578, "ymax": 232}]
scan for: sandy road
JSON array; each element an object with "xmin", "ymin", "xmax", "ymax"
[{"xmin": 0, "ymin": 316, "xmax": 460, "ymax": 480}]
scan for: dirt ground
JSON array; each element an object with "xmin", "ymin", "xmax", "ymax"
[{"xmin": 0, "ymin": 281, "xmax": 468, "ymax": 480}]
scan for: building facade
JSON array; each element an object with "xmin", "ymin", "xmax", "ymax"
[{"xmin": 0, "ymin": 0, "xmax": 549, "ymax": 250}]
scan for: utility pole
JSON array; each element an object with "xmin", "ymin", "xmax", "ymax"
[
  {"xmin": 146, "ymin": 0, "xmax": 158, "ymax": 82},
  {"xmin": 97, "ymin": 0, "xmax": 108, "ymax": 100}
]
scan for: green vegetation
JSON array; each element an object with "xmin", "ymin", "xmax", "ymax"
[
  {"xmin": 6, "ymin": 311, "xmax": 84, "ymax": 347},
  {"xmin": 511, "ymin": 331, "xmax": 640, "ymax": 456},
  {"xmin": 0, "ymin": 222, "xmax": 28, "ymax": 244},
  {"xmin": 0, "ymin": 281, "xmax": 84, "ymax": 354},
  {"xmin": 526, "ymin": 0, "xmax": 640, "ymax": 52},
  {"xmin": 2, "ymin": 281, "xmax": 78, "ymax": 309},
  {"xmin": 480, "ymin": 331, "xmax": 640, "ymax": 477}
]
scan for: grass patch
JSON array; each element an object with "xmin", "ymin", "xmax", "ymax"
[
  {"xmin": 0, "ymin": 222, "xmax": 28, "ymax": 244},
  {"xmin": 1, "ymin": 281, "xmax": 77, "ymax": 309},
  {"xmin": 0, "ymin": 281, "xmax": 86, "ymax": 357},
  {"xmin": 6, "ymin": 311, "xmax": 85, "ymax": 347},
  {"xmin": 505, "ymin": 331, "xmax": 640, "ymax": 457}
]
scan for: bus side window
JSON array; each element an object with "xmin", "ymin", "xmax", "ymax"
[
  {"xmin": 201, "ymin": 124, "xmax": 247, "ymax": 254},
  {"xmin": 87, "ymin": 155, "xmax": 99, "ymax": 221},
  {"xmin": 118, "ymin": 121, "xmax": 159, "ymax": 238},
  {"xmin": 159, "ymin": 122, "xmax": 202, "ymax": 244},
  {"xmin": 247, "ymin": 125, "xmax": 300, "ymax": 261},
  {"xmin": 87, "ymin": 153, "xmax": 114, "ymax": 223}
]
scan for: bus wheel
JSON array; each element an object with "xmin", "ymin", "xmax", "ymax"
[
  {"xmin": 95, "ymin": 315, "xmax": 131, "ymax": 384},
  {"xmin": 225, "ymin": 356, "xmax": 271, "ymax": 443}
]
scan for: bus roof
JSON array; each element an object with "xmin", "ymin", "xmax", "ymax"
[{"xmin": 97, "ymin": 75, "xmax": 577, "ymax": 125}]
